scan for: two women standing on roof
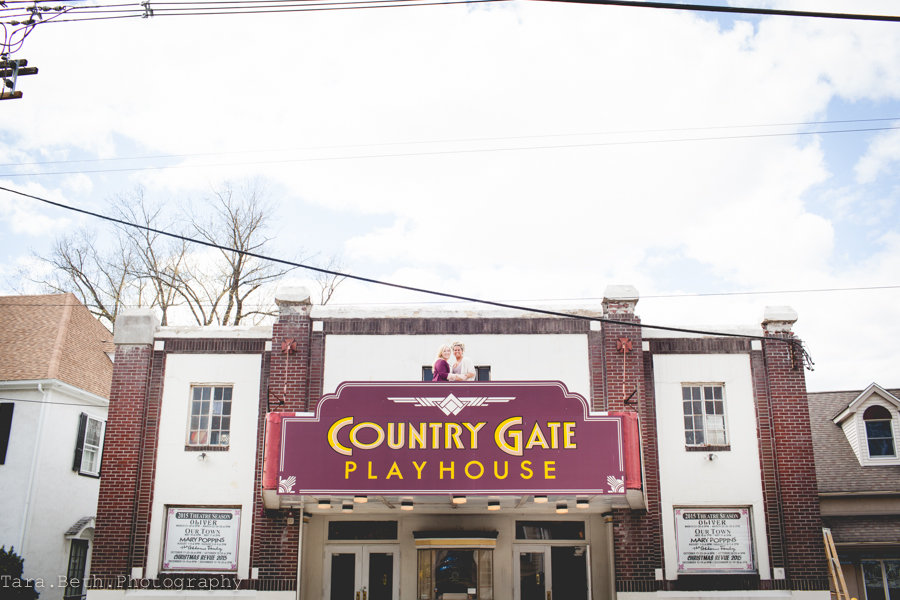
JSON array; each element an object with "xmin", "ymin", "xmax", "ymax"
[{"xmin": 432, "ymin": 341, "xmax": 476, "ymax": 382}]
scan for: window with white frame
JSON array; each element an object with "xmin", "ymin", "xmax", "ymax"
[
  {"xmin": 861, "ymin": 559, "xmax": 900, "ymax": 600},
  {"xmin": 73, "ymin": 413, "xmax": 105, "ymax": 477},
  {"xmin": 863, "ymin": 405, "xmax": 896, "ymax": 458},
  {"xmin": 682, "ymin": 384, "xmax": 728, "ymax": 448},
  {"xmin": 187, "ymin": 385, "xmax": 232, "ymax": 447}
]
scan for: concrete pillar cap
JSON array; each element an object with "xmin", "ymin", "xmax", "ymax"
[
  {"xmin": 603, "ymin": 285, "xmax": 639, "ymax": 316},
  {"xmin": 113, "ymin": 308, "xmax": 159, "ymax": 345},
  {"xmin": 762, "ymin": 306, "xmax": 798, "ymax": 333}
]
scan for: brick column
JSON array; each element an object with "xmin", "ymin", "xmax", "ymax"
[
  {"xmin": 601, "ymin": 285, "xmax": 643, "ymax": 412},
  {"xmin": 250, "ymin": 288, "xmax": 312, "ymax": 586},
  {"xmin": 598, "ymin": 286, "xmax": 664, "ymax": 592},
  {"xmin": 760, "ymin": 307, "xmax": 828, "ymax": 591},
  {"xmin": 90, "ymin": 310, "xmax": 159, "ymax": 586}
]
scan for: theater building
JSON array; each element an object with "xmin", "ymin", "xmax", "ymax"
[{"xmin": 86, "ymin": 286, "xmax": 829, "ymax": 600}]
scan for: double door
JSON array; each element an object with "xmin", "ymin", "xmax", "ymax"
[
  {"xmin": 514, "ymin": 545, "xmax": 590, "ymax": 600},
  {"xmin": 325, "ymin": 545, "xmax": 399, "ymax": 600}
]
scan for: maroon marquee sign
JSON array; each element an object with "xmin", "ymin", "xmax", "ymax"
[{"xmin": 271, "ymin": 381, "xmax": 627, "ymax": 496}]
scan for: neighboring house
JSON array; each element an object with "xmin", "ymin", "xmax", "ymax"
[
  {"xmin": 808, "ymin": 384, "xmax": 900, "ymax": 600},
  {"xmin": 87, "ymin": 286, "xmax": 829, "ymax": 600},
  {"xmin": 0, "ymin": 293, "xmax": 113, "ymax": 600}
]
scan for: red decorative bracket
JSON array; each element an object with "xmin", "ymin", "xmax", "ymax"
[{"xmin": 616, "ymin": 337, "xmax": 633, "ymax": 353}]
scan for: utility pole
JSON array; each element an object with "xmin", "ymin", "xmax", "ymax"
[{"xmin": 1, "ymin": 58, "xmax": 39, "ymax": 100}]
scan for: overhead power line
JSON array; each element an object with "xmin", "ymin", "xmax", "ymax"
[
  {"xmin": 538, "ymin": 0, "xmax": 900, "ymax": 23},
  {"xmin": 0, "ymin": 182, "xmax": 808, "ymax": 349},
  {"xmin": 3, "ymin": 124, "xmax": 899, "ymax": 178},
  {"xmin": 2, "ymin": 116, "xmax": 898, "ymax": 170}
]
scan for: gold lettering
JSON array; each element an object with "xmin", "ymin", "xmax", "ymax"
[
  {"xmin": 386, "ymin": 461, "xmax": 403, "ymax": 479},
  {"xmin": 439, "ymin": 461, "xmax": 455, "ymax": 479},
  {"xmin": 465, "ymin": 460, "xmax": 484, "ymax": 479},
  {"xmin": 495, "ymin": 417, "xmax": 523, "ymax": 456},
  {"xmin": 367, "ymin": 461, "xmax": 378, "ymax": 479},
  {"xmin": 387, "ymin": 423, "xmax": 405, "ymax": 449},
  {"xmin": 546, "ymin": 422, "xmax": 561, "ymax": 448},
  {"xmin": 445, "ymin": 423, "xmax": 463, "ymax": 449},
  {"xmin": 520, "ymin": 460, "xmax": 533, "ymax": 479},
  {"xmin": 493, "ymin": 461, "xmax": 508, "ymax": 479},
  {"xmin": 350, "ymin": 422, "xmax": 385, "ymax": 450},
  {"xmin": 564, "ymin": 422, "xmax": 577, "ymax": 449},
  {"xmin": 464, "ymin": 422, "xmax": 486, "ymax": 449},
  {"xmin": 429, "ymin": 423, "xmax": 443, "ymax": 448},
  {"xmin": 413, "ymin": 461, "xmax": 427, "ymax": 479},
  {"xmin": 525, "ymin": 423, "xmax": 549, "ymax": 450},
  {"xmin": 328, "ymin": 417, "xmax": 354, "ymax": 456},
  {"xmin": 344, "ymin": 461, "xmax": 357, "ymax": 479},
  {"xmin": 544, "ymin": 460, "xmax": 556, "ymax": 479},
  {"xmin": 409, "ymin": 423, "xmax": 427, "ymax": 449}
]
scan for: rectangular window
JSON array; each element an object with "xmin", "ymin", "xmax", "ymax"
[
  {"xmin": 0, "ymin": 403, "xmax": 13, "ymax": 465},
  {"xmin": 328, "ymin": 521, "xmax": 398, "ymax": 540},
  {"xmin": 515, "ymin": 521, "xmax": 585, "ymax": 540},
  {"xmin": 73, "ymin": 413, "xmax": 105, "ymax": 477},
  {"xmin": 187, "ymin": 385, "xmax": 232, "ymax": 447},
  {"xmin": 682, "ymin": 384, "xmax": 728, "ymax": 448},
  {"xmin": 64, "ymin": 539, "xmax": 89, "ymax": 599},
  {"xmin": 423, "ymin": 366, "xmax": 491, "ymax": 381}
]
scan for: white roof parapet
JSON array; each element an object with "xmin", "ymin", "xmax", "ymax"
[
  {"xmin": 761, "ymin": 306, "xmax": 798, "ymax": 333},
  {"xmin": 113, "ymin": 308, "xmax": 159, "ymax": 345}
]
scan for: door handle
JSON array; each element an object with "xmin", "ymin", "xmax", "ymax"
[
  {"xmin": 363, "ymin": 590, "xmax": 368, "ymax": 600},
  {"xmin": 547, "ymin": 591, "xmax": 551, "ymax": 600},
  {"xmin": 356, "ymin": 592, "xmax": 360, "ymax": 600}
]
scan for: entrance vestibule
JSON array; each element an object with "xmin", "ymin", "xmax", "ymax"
[{"xmin": 324, "ymin": 545, "xmax": 400, "ymax": 600}]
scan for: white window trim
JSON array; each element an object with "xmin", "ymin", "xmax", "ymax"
[
  {"xmin": 75, "ymin": 414, "xmax": 106, "ymax": 477},
  {"xmin": 857, "ymin": 401, "xmax": 900, "ymax": 465},
  {"xmin": 681, "ymin": 383, "xmax": 730, "ymax": 449},
  {"xmin": 186, "ymin": 383, "xmax": 234, "ymax": 448}
]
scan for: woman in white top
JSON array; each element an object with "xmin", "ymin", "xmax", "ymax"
[{"xmin": 448, "ymin": 341, "xmax": 476, "ymax": 381}]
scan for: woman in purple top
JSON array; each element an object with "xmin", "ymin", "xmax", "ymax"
[{"xmin": 433, "ymin": 344, "xmax": 452, "ymax": 381}]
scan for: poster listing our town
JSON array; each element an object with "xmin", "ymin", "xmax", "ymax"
[
  {"xmin": 162, "ymin": 508, "xmax": 241, "ymax": 572},
  {"xmin": 674, "ymin": 508, "xmax": 755, "ymax": 573}
]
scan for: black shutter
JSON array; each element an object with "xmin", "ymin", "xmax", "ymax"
[
  {"xmin": 0, "ymin": 403, "xmax": 13, "ymax": 464},
  {"xmin": 72, "ymin": 412, "xmax": 87, "ymax": 472}
]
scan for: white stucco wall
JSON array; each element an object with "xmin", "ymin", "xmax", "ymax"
[
  {"xmin": 144, "ymin": 354, "xmax": 262, "ymax": 580},
  {"xmin": 321, "ymin": 334, "xmax": 591, "ymax": 398},
  {"xmin": 0, "ymin": 381, "xmax": 107, "ymax": 600},
  {"xmin": 652, "ymin": 354, "xmax": 771, "ymax": 581}
]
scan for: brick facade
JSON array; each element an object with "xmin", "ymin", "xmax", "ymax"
[
  {"xmin": 89, "ymin": 293, "xmax": 829, "ymax": 597},
  {"xmin": 91, "ymin": 343, "xmax": 154, "ymax": 585}
]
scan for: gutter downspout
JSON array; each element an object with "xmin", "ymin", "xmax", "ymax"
[{"xmin": 19, "ymin": 382, "xmax": 49, "ymax": 554}]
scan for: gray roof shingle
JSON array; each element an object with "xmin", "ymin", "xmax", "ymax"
[{"xmin": 808, "ymin": 388, "xmax": 900, "ymax": 494}]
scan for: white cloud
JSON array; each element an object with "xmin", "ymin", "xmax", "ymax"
[{"xmin": 2, "ymin": 1, "xmax": 900, "ymax": 390}]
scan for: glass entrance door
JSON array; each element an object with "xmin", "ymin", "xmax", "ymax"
[
  {"xmin": 514, "ymin": 545, "xmax": 589, "ymax": 600},
  {"xmin": 325, "ymin": 545, "xmax": 399, "ymax": 600}
]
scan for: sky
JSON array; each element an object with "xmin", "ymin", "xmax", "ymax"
[{"xmin": 0, "ymin": 0, "xmax": 899, "ymax": 391}]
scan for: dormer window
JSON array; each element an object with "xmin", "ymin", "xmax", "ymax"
[
  {"xmin": 863, "ymin": 405, "xmax": 895, "ymax": 458},
  {"xmin": 831, "ymin": 383, "xmax": 900, "ymax": 467}
]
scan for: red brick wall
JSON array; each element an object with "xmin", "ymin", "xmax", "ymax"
[
  {"xmin": 249, "ymin": 312, "xmax": 311, "ymax": 584},
  {"xmin": 90, "ymin": 344, "xmax": 155, "ymax": 584},
  {"xmin": 760, "ymin": 334, "xmax": 829, "ymax": 589}
]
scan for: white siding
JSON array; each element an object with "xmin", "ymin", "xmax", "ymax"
[
  {"xmin": 145, "ymin": 354, "xmax": 261, "ymax": 579},
  {"xmin": 322, "ymin": 334, "xmax": 591, "ymax": 398},
  {"xmin": 652, "ymin": 354, "xmax": 771, "ymax": 581}
]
